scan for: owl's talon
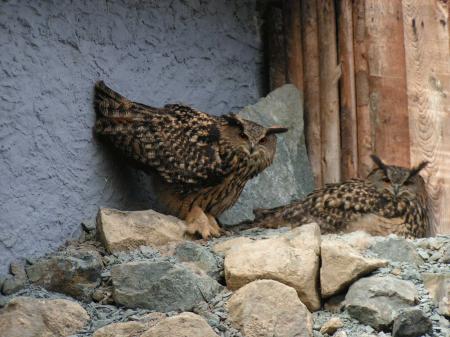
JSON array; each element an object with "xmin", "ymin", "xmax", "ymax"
[
  {"xmin": 185, "ymin": 207, "xmax": 222, "ymax": 240},
  {"xmin": 206, "ymin": 214, "xmax": 222, "ymax": 238}
]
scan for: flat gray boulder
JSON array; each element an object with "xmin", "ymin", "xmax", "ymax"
[
  {"xmin": 26, "ymin": 248, "xmax": 103, "ymax": 301},
  {"xmin": 345, "ymin": 275, "xmax": 418, "ymax": 330},
  {"xmin": 174, "ymin": 242, "xmax": 221, "ymax": 280},
  {"xmin": 111, "ymin": 260, "xmax": 222, "ymax": 312},
  {"xmin": 219, "ymin": 84, "xmax": 314, "ymax": 224},
  {"xmin": 370, "ymin": 238, "xmax": 423, "ymax": 266}
]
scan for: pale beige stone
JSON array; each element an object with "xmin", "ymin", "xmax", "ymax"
[
  {"xmin": 323, "ymin": 231, "xmax": 376, "ymax": 252},
  {"xmin": 93, "ymin": 321, "xmax": 148, "ymax": 337},
  {"xmin": 137, "ymin": 312, "xmax": 167, "ymax": 325},
  {"xmin": 333, "ymin": 331, "xmax": 348, "ymax": 337},
  {"xmin": 319, "ymin": 317, "xmax": 344, "ymax": 335},
  {"xmin": 320, "ymin": 238, "xmax": 387, "ymax": 298},
  {"xmin": 226, "ymin": 279, "xmax": 313, "ymax": 337},
  {"xmin": 141, "ymin": 312, "xmax": 218, "ymax": 337},
  {"xmin": 212, "ymin": 237, "xmax": 254, "ymax": 255},
  {"xmin": 93, "ymin": 312, "xmax": 167, "ymax": 337},
  {"xmin": 0, "ymin": 296, "xmax": 89, "ymax": 337},
  {"xmin": 423, "ymin": 273, "xmax": 450, "ymax": 317},
  {"xmin": 224, "ymin": 224, "xmax": 321, "ymax": 311},
  {"xmin": 96, "ymin": 208, "xmax": 186, "ymax": 253}
]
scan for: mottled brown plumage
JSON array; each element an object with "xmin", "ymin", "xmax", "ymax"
[
  {"xmin": 94, "ymin": 81, "xmax": 288, "ymax": 238},
  {"xmin": 251, "ymin": 155, "xmax": 430, "ymax": 238}
]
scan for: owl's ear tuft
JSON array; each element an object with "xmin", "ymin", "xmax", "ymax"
[
  {"xmin": 223, "ymin": 113, "xmax": 245, "ymax": 128},
  {"xmin": 266, "ymin": 125, "xmax": 289, "ymax": 135},
  {"xmin": 370, "ymin": 154, "xmax": 387, "ymax": 173},
  {"xmin": 409, "ymin": 160, "xmax": 429, "ymax": 177}
]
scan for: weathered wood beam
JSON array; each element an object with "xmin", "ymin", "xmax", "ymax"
[
  {"xmin": 353, "ymin": 0, "xmax": 374, "ymax": 178},
  {"xmin": 338, "ymin": 0, "xmax": 358, "ymax": 180},
  {"xmin": 366, "ymin": 0, "xmax": 410, "ymax": 167},
  {"xmin": 317, "ymin": 0, "xmax": 341, "ymax": 183},
  {"xmin": 267, "ymin": 3, "xmax": 287, "ymax": 91},
  {"xmin": 283, "ymin": 0, "xmax": 304, "ymax": 92},
  {"xmin": 301, "ymin": 0, "xmax": 322, "ymax": 187},
  {"xmin": 402, "ymin": 0, "xmax": 450, "ymax": 234}
]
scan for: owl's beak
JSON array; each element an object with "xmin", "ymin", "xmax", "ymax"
[
  {"xmin": 266, "ymin": 126, "xmax": 289, "ymax": 135},
  {"xmin": 393, "ymin": 184, "xmax": 400, "ymax": 198},
  {"xmin": 250, "ymin": 143, "xmax": 256, "ymax": 154}
]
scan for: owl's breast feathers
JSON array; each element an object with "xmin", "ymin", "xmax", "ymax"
[{"xmin": 94, "ymin": 81, "xmax": 250, "ymax": 193}]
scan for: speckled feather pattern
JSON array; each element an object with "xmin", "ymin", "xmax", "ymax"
[
  {"xmin": 95, "ymin": 81, "xmax": 232, "ymax": 191},
  {"xmin": 253, "ymin": 166, "xmax": 430, "ymax": 238},
  {"xmin": 94, "ymin": 81, "xmax": 278, "ymax": 219}
]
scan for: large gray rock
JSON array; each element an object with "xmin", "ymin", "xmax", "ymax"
[
  {"xmin": 370, "ymin": 238, "xmax": 423, "ymax": 266},
  {"xmin": 345, "ymin": 275, "xmax": 418, "ymax": 330},
  {"xmin": 111, "ymin": 260, "xmax": 222, "ymax": 312},
  {"xmin": 219, "ymin": 84, "xmax": 314, "ymax": 224},
  {"xmin": 26, "ymin": 249, "xmax": 103, "ymax": 301},
  {"xmin": 1, "ymin": 261, "xmax": 28, "ymax": 295},
  {"xmin": 174, "ymin": 242, "xmax": 221, "ymax": 280},
  {"xmin": 392, "ymin": 308, "xmax": 432, "ymax": 337}
]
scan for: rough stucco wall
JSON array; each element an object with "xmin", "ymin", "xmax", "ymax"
[{"xmin": 0, "ymin": 0, "xmax": 263, "ymax": 274}]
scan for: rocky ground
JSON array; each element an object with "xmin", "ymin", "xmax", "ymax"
[{"xmin": 0, "ymin": 208, "xmax": 449, "ymax": 337}]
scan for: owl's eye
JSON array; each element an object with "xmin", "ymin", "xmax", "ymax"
[
  {"xmin": 382, "ymin": 177, "xmax": 390, "ymax": 183},
  {"xmin": 259, "ymin": 137, "xmax": 268, "ymax": 144}
]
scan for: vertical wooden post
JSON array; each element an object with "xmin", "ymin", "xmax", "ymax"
[
  {"xmin": 353, "ymin": 0, "xmax": 374, "ymax": 178},
  {"xmin": 365, "ymin": 0, "xmax": 410, "ymax": 167},
  {"xmin": 338, "ymin": 0, "xmax": 358, "ymax": 180},
  {"xmin": 267, "ymin": 3, "xmax": 287, "ymax": 91},
  {"xmin": 301, "ymin": 0, "xmax": 322, "ymax": 187},
  {"xmin": 284, "ymin": 0, "xmax": 304, "ymax": 92},
  {"xmin": 402, "ymin": 0, "xmax": 450, "ymax": 234},
  {"xmin": 317, "ymin": 0, "xmax": 341, "ymax": 183}
]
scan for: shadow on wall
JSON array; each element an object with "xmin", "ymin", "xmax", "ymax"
[{"xmin": 0, "ymin": 0, "xmax": 263, "ymax": 274}]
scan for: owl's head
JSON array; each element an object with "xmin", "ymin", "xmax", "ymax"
[
  {"xmin": 220, "ymin": 113, "xmax": 288, "ymax": 163},
  {"xmin": 367, "ymin": 154, "xmax": 428, "ymax": 200}
]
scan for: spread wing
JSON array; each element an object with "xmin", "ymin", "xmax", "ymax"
[{"xmin": 94, "ymin": 81, "xmax": 232, "ymax": 191}]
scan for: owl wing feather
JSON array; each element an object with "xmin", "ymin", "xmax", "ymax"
[
  {"xmin": 302, "ymin": 179, "xmax": 382, "ymax": 229},
  {"xmin": 253, "ymin": 179, "xmax": 395, "ymax": 231},
  {"xmin": 94, "ymin": 81, "xmax": 233, "ymax": 191}
]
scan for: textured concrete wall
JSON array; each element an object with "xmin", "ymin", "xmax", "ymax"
[{"xmin": 0, "ymin": 0, "xmax": 263, "ymax": 274}]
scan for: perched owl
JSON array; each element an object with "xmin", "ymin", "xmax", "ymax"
[
  {"xmin": 249, "ymin": 155, "xmax": 430, "ymax": 238},
  {"xmin": 94, "ymin": 81, "xmax": 288, "ymax": 239}
]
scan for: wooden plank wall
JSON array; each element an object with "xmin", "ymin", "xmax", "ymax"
[
  {"xmin": 402, "ymin": 0, "xmax": 450, "ymax": 234},
  {"xmin": 265, "ymin": 0, "xmax": 450, "ymax": 234}
]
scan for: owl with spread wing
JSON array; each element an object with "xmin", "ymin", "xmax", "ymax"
[{"xmin": 94, "ymin": 81, "xmax": 288, "ymax": 239}]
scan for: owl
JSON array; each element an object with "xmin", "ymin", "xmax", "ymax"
[
  {"xmin": 250, "ymin": 155, "xmax": 430, "ymax": 238},
  {"xmin": 94, "ymin": 81, "xmax": 288, "ymax": 239}
]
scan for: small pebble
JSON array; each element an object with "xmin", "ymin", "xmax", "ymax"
[
  {"xmin": 418, "ymin": 250, "xmax": 430, "ymax": 260},
  {"xmin": 319, "ymin": 317, "xmax": 344, "ymax": 335},
  {"xmin": 391, "ymin": 268, "xmax": 402, "ymax": 276}
]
